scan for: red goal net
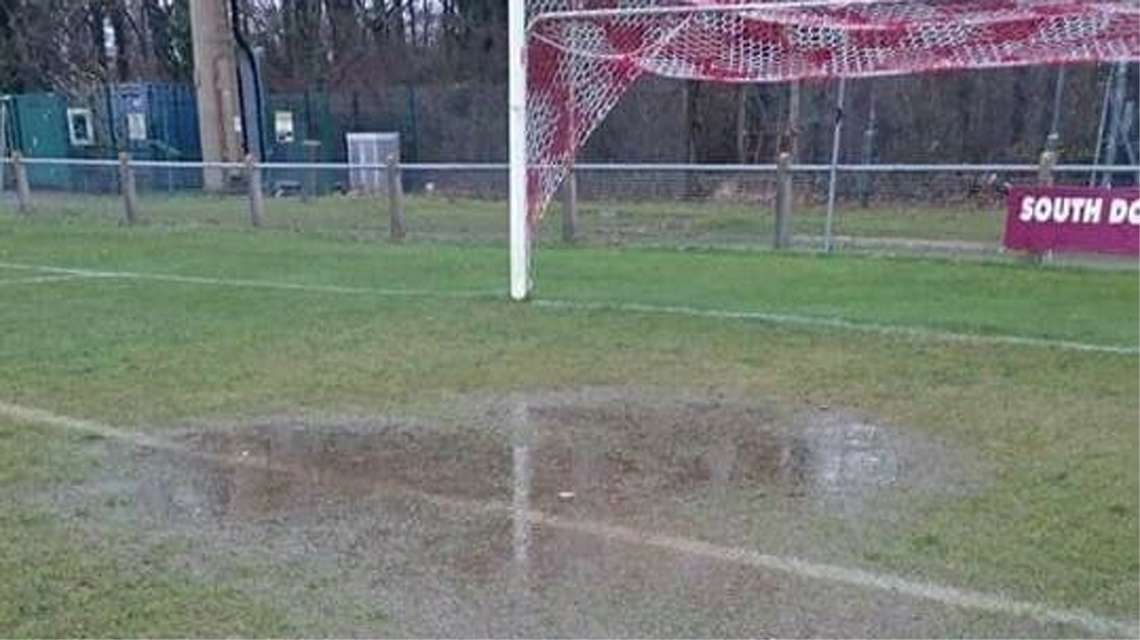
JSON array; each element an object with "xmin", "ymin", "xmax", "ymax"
[{"xmin": 523, "ymin": 0, "xmax": 1140, "ymax": 223}]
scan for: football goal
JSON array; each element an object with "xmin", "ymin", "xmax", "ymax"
[{"xmin": 507, "ymin": 0, "xmax": 1140, "ymax": 299}]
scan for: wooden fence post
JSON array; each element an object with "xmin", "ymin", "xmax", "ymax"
[
  {"xmin": 12, "ymin": 152, "xmax": 32, "ymax": 214},
  {"xmin": 1038, "ymin": 149, "xmax": 1057, "ymax": 186},
  {"xmin": 303, "ymin": 139, "xmax": 321, "ymax": 202},
  {"xmin": 386, "ymin": 154, "xmax": 406, "ymax": 241},
  {"xmin": 774, "ymin": 152, "xmax": 792, "ymax": 249},
  {"xmin": 245, "ymin": 154, "xmax": 265, "ymax": 228},
  {"xmin": 118, "ymin": 152, "xmax": 139, "ymax": 225}
]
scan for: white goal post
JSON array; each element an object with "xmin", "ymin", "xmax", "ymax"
[{"xmin": 508, "ymin": 0, "xmax": 1140, "ymax": 300}]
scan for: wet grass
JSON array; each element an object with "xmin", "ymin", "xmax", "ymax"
[
  {"xmin": 0, "ymin": 425, "xmax": 300, "ymax": 637},
  {"xmin": 0, "ymin": 423, "xmax": 394, "ymax": 637},
  {"xmin": 24, "ymin": 190, "xmax": 1007, "ymax": 245},
  {"xmin": 1, "ymin": 216, "xmax": 1133, "ymax": 346},
  {"xmin": 0, "ymin": 505, "xmax": 298, "ymax": 638},
  {"xmin": 0, "ymin": 215, "xmax": 1136, "ymax": 634}
]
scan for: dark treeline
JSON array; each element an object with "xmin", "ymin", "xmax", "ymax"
[{"xmin": 0, "ymin": 0, "xmax": 1132, "ymax": 163}]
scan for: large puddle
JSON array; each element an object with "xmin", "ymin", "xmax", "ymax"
[
  {"xmin": 141, "ymin": 395, "xmax": 935, "ymax": 524},
  {"xmin": 58, "ymin": 390, "xmax": 1008, "ymax": 637}
]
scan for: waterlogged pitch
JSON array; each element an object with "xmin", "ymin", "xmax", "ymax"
[{"xmin": 0, "ymin": 216, "xmax": 1137, "ymax": 638}]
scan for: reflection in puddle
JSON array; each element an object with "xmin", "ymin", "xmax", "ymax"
[
  {"xmin": 108, "ymin": 395, "xmax": 981, "ymax": 637},
  {"xmin": 511, "ymin": 400, "xmax": 532, "ymax": 575},
  {"xmin": 139, "ymin": 399, "xmax": 919, "ymax": 528}
]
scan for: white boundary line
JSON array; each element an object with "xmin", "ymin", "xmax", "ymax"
[
  {"xmin": 0, "ymin": 398, "xmax": 1135, "ymax": 639},
  {"xmin": 0, "ymin": 260, "xmax": 1136, "ymax": 356},
  {"xmin": 0, "ymin": 261, "xmax": 503, "ymax": 300},
  {"xmin": 0, "ymin": 274, "xmax": 90, "ymax": 286},
  {"xmin": 532, "ymin": 299, "xmax": 1140, "ymax": 356}
]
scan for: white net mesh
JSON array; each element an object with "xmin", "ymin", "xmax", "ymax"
[{"xmin": 523, "ymin": 0, "xmax": 1140, "ymax": 224}]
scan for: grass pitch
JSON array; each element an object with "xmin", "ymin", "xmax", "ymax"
[
  {"xmin": 25, "ymin": 190, "xmax": 1010, "ymax": 246},
  {"xmin": 0, "ymin": 210, "xmax": 1136, "ymax": 637}
]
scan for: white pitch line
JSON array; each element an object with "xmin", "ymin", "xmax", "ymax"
[
  {"xmin": 1, "ymin": 399, "xmax": 1136, "ymax": 639},
  {"xmin": 0, "ymin": 261, "xmax": 503, "ymax": 300},
  {"xmin": 0, "ymin": 260, "xmax": 1135, "ymax": 356},
  {"xmin": 532, "ymin": 299, "xmax": 1140, "ymax": 356},
  {"xmin": 0, "ymin": 274, "xmax": 89, "ymax": 286},
  {"xmin": 528, "ymin": 513, "xmax": 1139, "ymax": 639}
]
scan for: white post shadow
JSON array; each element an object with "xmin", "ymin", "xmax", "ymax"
[
  {"xmin": 511, "ymin": 399, "xmax": 533, "ymax": 569},
  {"xmin": 506, "ymin": 398, "xmax": 538, "ymax": 620}
]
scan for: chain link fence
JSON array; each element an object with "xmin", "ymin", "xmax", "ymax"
[{"xmin": 2, "ymin": 156, "xmax": 1137, "ymax": 256}]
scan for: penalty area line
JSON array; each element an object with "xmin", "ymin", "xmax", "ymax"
[{"xmin": 0, "ymin": 398, "xmax": 1137, "ymax": 639}]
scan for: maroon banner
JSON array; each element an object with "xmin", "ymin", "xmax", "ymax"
[{"xmin": 1005, "ymin": 186, "xmax": 1140, "ymax": 256}]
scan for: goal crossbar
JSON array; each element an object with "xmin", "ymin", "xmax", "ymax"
[{"xmin": 527, "ymin": 0, "xmax": 888, "ymax": 29}]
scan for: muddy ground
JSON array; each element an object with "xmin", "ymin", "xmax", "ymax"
[{"xmin": 17, "ymin": 387, "xmax": 1098, "ymax": 637}]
